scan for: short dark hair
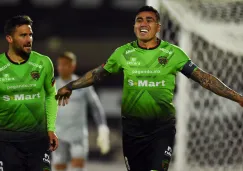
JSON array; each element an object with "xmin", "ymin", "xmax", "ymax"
[
  {"xmin": 4, "ymin": 15, "xmax": 33, "ymax": 36},
  {"xmin": 136, "ymin": 6, "xmax": 160, "ymax": 22}
]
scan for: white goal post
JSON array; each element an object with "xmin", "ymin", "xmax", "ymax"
[{"xmin": 146, "ymin": 0, "xmax": 243, "ymax": 171}]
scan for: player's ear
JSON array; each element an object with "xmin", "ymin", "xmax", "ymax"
[
  {"xmin": 6, "ymin": 35, "xmax": 13, "ymax": 43},
  {"xmin": 133, "ymin": 24, "xmax": 137, "ymax": 35},
  {"xmin": 157, "ymin": 23, "xmax": 161, "ymax": 33}
]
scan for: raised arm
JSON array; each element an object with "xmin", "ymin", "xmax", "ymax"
[
  {"xmin": 55, "ymin": 65, "xmax": 111, "ymax": 106},
  {"xmin": 68, "ymin": 65, "xmax": 110, "ymax": 90},
  {"xmin": 190, "ymin": 67, "xmax": 243, "ymax": 106}
]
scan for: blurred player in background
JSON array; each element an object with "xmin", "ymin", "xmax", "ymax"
[
  {"xmin": 55, "ymin": 6, "xmax": 243, "ymax": 171},
  {"xmin": 53, "ymin": 51, "xmax": 110, "ymax": 171},
  {"xmin": 0, "ymin": 15, "xmax": 58, "ymax": 171}
]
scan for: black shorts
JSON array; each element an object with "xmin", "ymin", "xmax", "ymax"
[
  {"xmin": 0, "ymin": 136, "xmax": 51, "ymax": 171},
  {"xmin": 122, "ymin": 131, "xmax": 175, "ymax": 171}
]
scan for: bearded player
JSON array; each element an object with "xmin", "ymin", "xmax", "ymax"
[{"xmin": 0, "ymin": 15, "xmax": 58, "ymax": 171}]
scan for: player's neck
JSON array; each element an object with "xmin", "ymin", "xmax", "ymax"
[
  {"xmin": 137, "ymin": 38, "xmax": 160, "ymax": 49},
  {"xmin": 7, "ymin": 49, "xmax": 26, "ymax": 64}
]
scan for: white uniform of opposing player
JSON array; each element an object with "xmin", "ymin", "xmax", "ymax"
[{"xmin": 52, "ymin": 52, "xmax": 110, "ymax": 171}]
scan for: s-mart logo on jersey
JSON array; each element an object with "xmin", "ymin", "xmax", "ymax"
[
  {"xmin": 128, "ymin": 79, "xmax": 165, "ymax": 87},
  {"xmin": 2, "ymin": 93, "xmax": 41, "ymax": 101}
]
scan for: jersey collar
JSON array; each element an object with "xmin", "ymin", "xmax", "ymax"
[
  {"xmin": 5, "ymin": 52, "xmax": 30, "ymax": 65},
  {"xmin": 136, "ymin": 38, "xmax": 161, "ymax": 50}
]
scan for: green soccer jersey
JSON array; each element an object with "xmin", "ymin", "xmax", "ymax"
[
  {"xmin": 0, "ymin": 51, "xmax": 57, "ymax": 141},
  {"xmin": 104, "ymin": 40, "xmax": 192, "ymax": 120}
]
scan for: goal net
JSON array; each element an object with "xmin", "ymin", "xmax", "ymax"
[{"xmin": 146, "ymin": 0, "xmax": 243, "ymax": 171}]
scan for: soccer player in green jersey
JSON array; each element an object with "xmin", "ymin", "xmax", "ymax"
[
  {"xmin": 0, "ymin": 15, "xmax": 58, "ymax": 171},
  {"xmin": 55, "ymin": 6, "xmax": 243, "ymax": 171}
]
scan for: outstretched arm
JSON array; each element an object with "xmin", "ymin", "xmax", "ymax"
[
  {"xmin": 55, "ymin": 65, "xmax": 111, "ymax": 106},
  {"xmin": 190, "ymin": 68, "xmax": 243, "ymax": 106},
  {"xmin": 67, "ymin": 65, "xmax": 110, "ymax": 90}
]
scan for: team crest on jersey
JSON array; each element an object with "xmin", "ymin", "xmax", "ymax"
[
  {"xmin": 158, "ymin": 56, "xmax": 168, "ymax": 65},
  {"xmin": 31, "ymin": 71, "xmax": 40, "ymax": 80}
]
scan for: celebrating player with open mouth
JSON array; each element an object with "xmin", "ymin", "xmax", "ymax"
[{"xmin": 55, "ymin": 6, "xmax": 243, "ymax": 171}]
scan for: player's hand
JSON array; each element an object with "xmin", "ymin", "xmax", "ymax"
[
  {"xmin": 48, "ymin": 131, "xmax": 58, "ymax": 151},
  {"xmin": 97, "ymin": 124, "xmax": 110, "ymax": 155},
  {"xmin": 55, "ymin": 85, "xmax": 72, "ymax": 106}
]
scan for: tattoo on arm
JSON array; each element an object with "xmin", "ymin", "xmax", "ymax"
[
  {"xmin": 69, "ymin": 65, "xmax": 110, "ymax": 90},
  {"xmin": 190, "ymin": 68, "xmax": 242, "ymax": 103}
]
